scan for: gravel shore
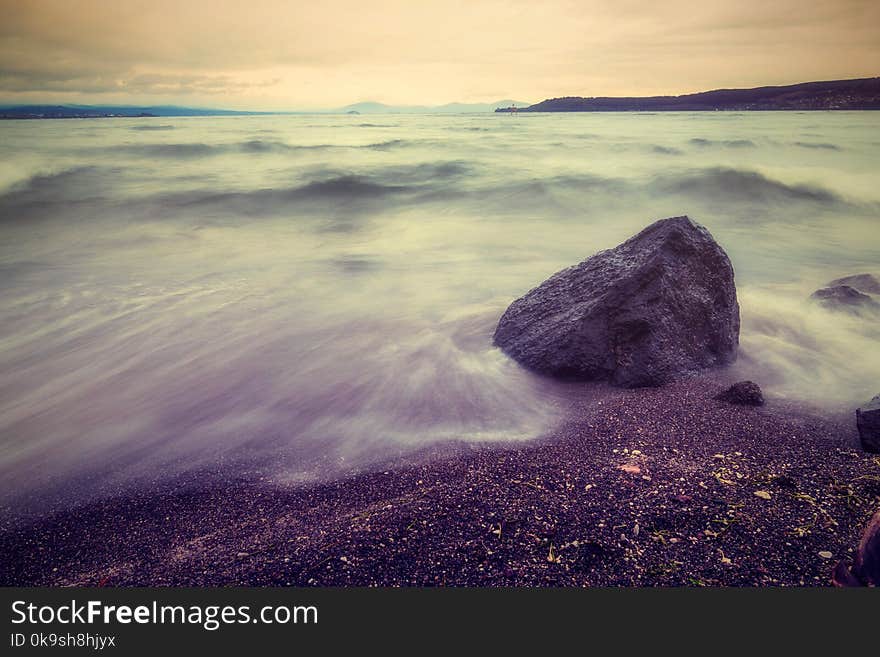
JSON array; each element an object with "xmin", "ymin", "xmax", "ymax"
[{"xmin": 2, "ymin": 377, "xmax": 878, "ymax": 586}]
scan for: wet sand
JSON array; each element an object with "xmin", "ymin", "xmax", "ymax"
[{"xmin": 2, "ymin": 376, "xmax": 878, "ymax": 586}]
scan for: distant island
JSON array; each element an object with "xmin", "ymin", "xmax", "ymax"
[
  {"xmin": 7, "ymin": 79, "xmax": 878, "ymax": 119},
  {"xmin": 338, "ymin": 100, "xmax": 531, "ymax": 114},
  {"xmin": 0, "ymin": 100, "xmax": 533, "ymax": 119},
  {"xmin": 496, "ymin": 77, "xmax": 880, "ymax": 112},
  {"xmin": 0, "ymin": 104, "xmax": 274, "ymax": 120}
]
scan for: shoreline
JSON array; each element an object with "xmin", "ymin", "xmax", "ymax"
[{"xmin": 2, "ymin": 376, "xmax": 878, "ymax": 586}]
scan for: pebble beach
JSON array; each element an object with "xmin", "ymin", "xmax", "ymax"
[{"xmin": 3, "ymin": 376, "xmax": 877, "ymax": 587}]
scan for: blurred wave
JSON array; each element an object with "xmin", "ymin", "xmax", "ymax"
[
  {"xmin": 689, "ymin": 138, "xmax": 756, "ymax": 148},
  {"xmin": 96, "ymin": 138, "xmax": 416, "ymax": 159},
  {"xmin": 793, "ymin": 141, "xmax": 841, "ymax": 150},
  {"xmin": 129, "ymin": 124, "xmax": 175, "ymax": 132},
  {"xmin": 649, "ymin": 167, "xmax": 843, "ymax": 206},
  {"xmin": 0, "ymin": 111, "xmax": 878, "ymax": 512},
  {"xmin": 737, "ymin": 285, "xmax": 880, "ymax": 403}
]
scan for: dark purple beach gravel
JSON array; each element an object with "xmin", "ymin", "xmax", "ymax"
[{"xmin": 2, "ymin": 376, "xmax": 878, "ymax": 587}]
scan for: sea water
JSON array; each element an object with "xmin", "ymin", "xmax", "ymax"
[{"xmin": 1, "ymin": 111, "xmax": 878, "ymax": 511}]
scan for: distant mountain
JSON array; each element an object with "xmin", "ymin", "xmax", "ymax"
[
  {"xmin": 338, "ymin": 100, "xmax": 530, "ymax": 114},
  {"xmin": 0, "ymin": 104, "xmax": 274, "ymax": 119},
  {"xmin": 0, "ymin": 100, "xmax": 534, "ymax": 119},
  {"xmin": 497, "ymin": 78, "xmax": 880, "ymax": 112}
]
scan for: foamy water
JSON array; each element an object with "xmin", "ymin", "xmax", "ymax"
[{"xmin": 1, "ymin": 111, "xmax": 878, "ymax": 511}]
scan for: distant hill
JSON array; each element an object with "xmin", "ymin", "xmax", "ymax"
[
  {"xmin": 339, "ymin": 100, "xmax": 530, "ymax": 114},
  {"xmin": 0, "ymin": 100, "xmax": 533, "ymax": 119},
  {"xmin": 497, "ymin": 78, "xmax": 880, "ymax": 112},
  {"xmin": 0, "ymin": 104, "xmax": 274, "ymax": 119}
]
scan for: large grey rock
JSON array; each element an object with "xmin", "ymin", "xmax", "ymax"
[
  {"xmin": 856, "ymin": 395, "xmax": 880, "ymax": 453},
  {"xmin": 826, "ymin": 273, "xmax": 880, "ymax": 295},
  {"xmin": 493, "ymin": 216, "xmax": 740, "ymax": 387},
  {"xmin": 810, "ymin": 285, "xmax": 880, "ymax": 314}
]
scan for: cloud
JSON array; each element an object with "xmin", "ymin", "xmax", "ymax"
[
  {"xmin": 121, "ymin": 73, "xmax": 279, "ymax": 95},
  {"xmin": 0, "ymin": 0, "xmax": 878, "ymax": 106},
  {"xmin": 0, "ymin": 65, "xmax": 277, "ymax": 95}
]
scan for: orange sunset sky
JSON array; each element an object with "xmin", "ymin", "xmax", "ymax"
[{"xmin": 1, "ymin": 0, "xmax": 878, "ymax": 109}]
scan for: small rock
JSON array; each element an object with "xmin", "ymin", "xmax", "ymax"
[
  {"xmin": 810, "ymin": 285, "xmax": 880, "ymax": 314},
  {"xmin": 856, "ymin": 395, "xmax": 880, "ymax": 453},
  {"xmin": 832, "ymin": 561, "xmax": 862, "ymax": 587},
  {"xmin": 826, "ymin": 273, "xmax": 880, "ymax": 295},
  {"xmin": 856, "ymin": 510, "xmax": 880, "ymax": 585},
  {"xmin": 716, "ymin": 380, "xmax": 765, "ymax": 406},
  {"xmin": 833, "ymin": 508, "xmax": 880, "ymax": 587},
  {"xmin": 818, "ymin": 551, "xmax": 833, "ymax": 559}
]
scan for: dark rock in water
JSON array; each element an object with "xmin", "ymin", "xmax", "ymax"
[
  {"xmin": 716, "ymin": 380, "xmax": 764, "ymax": 406},
  {"xmin": 826, "ymin": 273, "xmax": 880, "ymax": 295},
  {"xmin": 493, "ymin": 216, "xmax": 740, "ymax": 387},
  {"xmin": 856, "ymin": 395, "xmax": 880, "ymax": 453},
  {"xmin": 833, "ymin": 509, "xmax": 880, "ymax": 587},
  {"xmin": 810, "ymin": 285, "xmax": 880, "ymax": 314}
]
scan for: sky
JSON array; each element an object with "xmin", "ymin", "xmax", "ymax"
[{"xmin": 1, "ymin": 0, "xmax": 878, "ymax": 109}]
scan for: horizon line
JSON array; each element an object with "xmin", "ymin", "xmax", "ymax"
[{"xmin": 2, "ymin": 75, "xmax": 878, "ymax": 114}]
